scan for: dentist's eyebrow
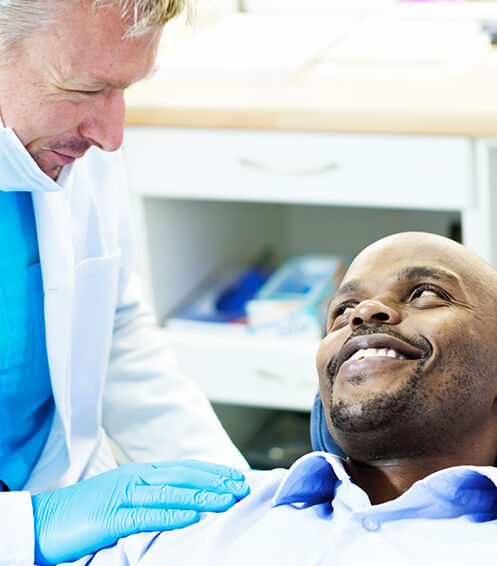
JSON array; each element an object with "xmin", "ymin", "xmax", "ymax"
[{"xmin": 63, "ymin": 64, "xmax": 159, "ymax": 91}]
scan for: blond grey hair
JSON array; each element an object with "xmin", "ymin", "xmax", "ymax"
[{"xmin": 0, "ymin": 0, "xmax": 187, "ymax": 60}]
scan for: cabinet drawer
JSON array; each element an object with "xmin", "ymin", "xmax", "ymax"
[
  {"xmin": 124, "ymin": 127, "xmax": 473, "ymax": 210},
  {"xmin": 165, "ymin": 328, "xmax": 319, "ymax": 411}
]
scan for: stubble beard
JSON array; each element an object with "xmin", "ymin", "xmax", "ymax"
[
  {"xmin": 325, "ymin": 327, "xmax": 433, "ymax": 460},
  {"xmin": 32, "ymin": 138, "xmax": 91, "ymax": 180},
  {"xmin": 325, "ymin": 331, "xmax": 489, "ymax": 461},
  {"xmin": 329, "ymin": 357, "xmax": 429, "ymax": 434}
]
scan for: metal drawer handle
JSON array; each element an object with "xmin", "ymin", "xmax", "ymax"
[
  {"xmin": 256, "ymin": 368, "xmax": 317, "ymax": 389},
  {"xmin": 256, "ymin": 368, "xmax": 288, "ymax": 383},
  {"xmin": 239, "ymin": 157, "xmax": 340, "ymax": 176}
]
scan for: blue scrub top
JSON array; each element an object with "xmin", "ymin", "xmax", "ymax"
[{"xmin": 0, "ymin": 191, "xmax": 54, "ymax": 490}]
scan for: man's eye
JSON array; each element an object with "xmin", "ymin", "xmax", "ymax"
[
  {"xmin": 76, "ymin": 89, "xmax": 104, "ymax": 95},
  {"xmin": 408, "ymin": 284, "xmax": 448, "ymax": 302},
  {"xmin": 63, "ymin": 88, "xmax": 104, "ymax": 97},
  {"xmin": 328, "ymin": 303, "xmax": 356, "ymax": 330},
  {"xmin": 334, "ymin": 304, "xmax": 355, "ymax": 317}
]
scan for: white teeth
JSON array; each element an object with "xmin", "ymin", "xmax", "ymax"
[{"xmin": 348, "ymin": 348, "xmax": 407, "ymax": 362}]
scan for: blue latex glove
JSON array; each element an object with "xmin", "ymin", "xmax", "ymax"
[{"xmin": 31, "ymin": 459, "xmax": 250, "ymax": 565}]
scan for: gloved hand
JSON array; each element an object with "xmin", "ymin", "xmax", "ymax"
[{"xmin": 31, "ymin": 459, "xmax": 250, "ymax": 565}]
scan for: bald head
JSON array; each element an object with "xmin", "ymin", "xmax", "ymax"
[
  {"xmin": 351, "ymin": 232, "xmax": 497, "ymax": 303},
  {"xmin": 316, "ymin": 231, "xmax": 497, "ymax": 467}
]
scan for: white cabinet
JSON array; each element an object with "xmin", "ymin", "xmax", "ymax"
[
  {"xmin": 123, "ymin": 127, "xmax": 495, "ymax": 412},
  {"xmin": 126, "ymin": 128, "xmax": 472, "ymax": 209}
]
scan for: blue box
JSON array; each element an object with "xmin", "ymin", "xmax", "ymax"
[{"xmin": 246, "ymin": 255, "xmax": 350, "ymax": 338}]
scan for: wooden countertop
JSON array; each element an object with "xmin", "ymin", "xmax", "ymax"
[{"xmin": 125, "ymin": 54, "xmax": 497, "ymax": 137}]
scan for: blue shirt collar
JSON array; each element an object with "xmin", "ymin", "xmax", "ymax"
[
  {"xmin": 272, "ymin": 451, "xmax": 497, "ymax": 519},
  {"xmin": 272, "ymin": 452, "xmax": 343, "ymax": 506}
]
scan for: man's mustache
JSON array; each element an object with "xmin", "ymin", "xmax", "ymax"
[
  {"xmin": 327, "ymin": 324, "xmax": 433, "ymax": 380},
  {"xmin": 48, "ymin": 139, "xmax": 91, "ymax": 155}
]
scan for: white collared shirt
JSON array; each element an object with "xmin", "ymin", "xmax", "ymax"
[{"xmin": 66, "ymin": 451, "xmax": 497, "ymax": 565}]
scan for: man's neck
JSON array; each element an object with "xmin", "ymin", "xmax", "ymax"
[
  {"xmin": 346, "ymin": 446, "xmax": 497, "ymax": 505},
  {"xmin": 345, "ymin": 458, "xmax": 430, "ymax": 504}
]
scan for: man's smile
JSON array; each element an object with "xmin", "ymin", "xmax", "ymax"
[
  {"xmin": 50, "ymin": 149, "xmax": 78, "ymax": 165},
  {"xmin": 336, "ymin": 333, "xmax": 425, "ymax": 375},
  {"xmin": 347, "ymin": 347, "xmax": 407, "ymax": 361},
  {"xmin": 324, "ymin": 329, "xmax": 434, "ymax": 388}
]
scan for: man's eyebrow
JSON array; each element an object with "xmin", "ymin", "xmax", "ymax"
[
  {"xmin": 101, "ymin": 64, "xmax": 159, "ymax": 87},
  {"xmin": 333, "ymin": 265, "xmax": 460, "ymax": 300},
  {"xmin": 67, "ymin": 66, "xmax": 158, "ymax": 91},
  {"xmin": 333, "ymin": 280, "xmax": 361, "ymax": 299},
  {"xmin": 77, "ymin": 78, "xmax": 133, "ymax": 90},
  {"xmin": 395, "ymin": 266, "xmax": 460, "ymax": 285}
]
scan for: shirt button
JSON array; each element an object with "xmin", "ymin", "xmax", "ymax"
[{"xmin": 362, "ymin": 516, "xmax": 380, "ymax": 532}]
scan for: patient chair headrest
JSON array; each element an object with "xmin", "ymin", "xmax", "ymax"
[{"xmin": 310, "ymin": 391, "xmax": 346, "ymax": 457}]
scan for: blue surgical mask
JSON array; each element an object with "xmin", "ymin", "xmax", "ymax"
[{"xmin": 0, "ymin": 120, "xmax": 61, "ymax": 193}]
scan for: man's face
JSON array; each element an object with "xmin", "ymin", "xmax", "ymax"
[
  {"xmin": 316, "ymin": 233, "xmax": 497, "ymax": 461},
  {"xmin": 0, "ymin": 0, "xmax": 162, "ymax": 179}
]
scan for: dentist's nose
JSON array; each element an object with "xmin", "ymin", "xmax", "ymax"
[
  {"xmin": 350, "ymin": 298, "xmax": 402, "ymax": 329},
  {"xmin": 79, "ymin": 89, "xmax": 126, "ymax": 152}
]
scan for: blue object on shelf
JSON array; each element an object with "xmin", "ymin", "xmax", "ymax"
[
  {"xmin": 216, "ymin": 268, "xmax": 270, "ymax": 316},
  {"xmin": 246, "ymin": 255, "xmax": 350, "ymax": 338},
  {"xmin": 166, "ymin": 266, "xmax": 271, "ymax": 325}
]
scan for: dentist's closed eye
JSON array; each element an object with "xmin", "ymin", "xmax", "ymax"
[{"xmin": 73, "ymin": 89, "xmax": 105, "ymax": 96}]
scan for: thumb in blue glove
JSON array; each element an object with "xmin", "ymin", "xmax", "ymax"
[{"xmin": 31, "ymin": 459, "xmax": 250, "ymax": 565}]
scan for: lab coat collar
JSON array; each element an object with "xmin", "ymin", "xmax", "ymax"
[{"xmin": 0, "ymin": 115, "xmax": 68, "ymax": 193}]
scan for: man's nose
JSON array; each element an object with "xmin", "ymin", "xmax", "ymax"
[
  {"xmin": 349, "ymin": 299, "xmax": 402, "ymax": 329},
  {"xmin": 79, "ymin": 89, "xmax": 126, "ymax": 152}
]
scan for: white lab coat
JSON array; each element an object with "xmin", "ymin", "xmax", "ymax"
[{"xmin": 0, "ymin": 147, "xmax": 247, "ymax": 565}]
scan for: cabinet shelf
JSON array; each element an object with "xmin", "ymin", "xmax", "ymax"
[{"xmin": 164, "ymin": 325, "xmax": 319, "ymax": 411}]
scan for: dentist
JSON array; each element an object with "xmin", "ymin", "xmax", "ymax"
[{"xmin": 0, "ymin": 1, "xmax": 248, "ymax": 564}]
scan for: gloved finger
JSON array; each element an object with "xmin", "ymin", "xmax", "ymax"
[
  {"xmin": 122, "ymin": 459, "xmax": 246, "ymax": 481},
  {"xmin": 155, "ymin": 460, "xmax": 247, "ymax": 480},
  {"xmin": 130, "ymin": 485, "xmax": 236, "ymax": 511},
  {"xmin": 115, "ymin": 507, "xmax": 199, "ymax": 537},
  {"xmin": 131, "ymin": 466, "xmax": 250, "ymax": 499}
]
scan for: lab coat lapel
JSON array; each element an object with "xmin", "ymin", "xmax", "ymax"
[{"xmin": 27, "ymin": 175, "xmax": 75, "ymax": 491}]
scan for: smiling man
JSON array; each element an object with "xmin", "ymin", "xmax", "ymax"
[
  {"xmin": 0, "ymin": 2, "xmax": 249, "ymax": 565},
  {"xmin": 317, "ymin": 231, "xmax": 497, "ymax": 504},
  {"xmin": 68, "ymin": 231, "xmax": 497, "ymax": 566}
]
